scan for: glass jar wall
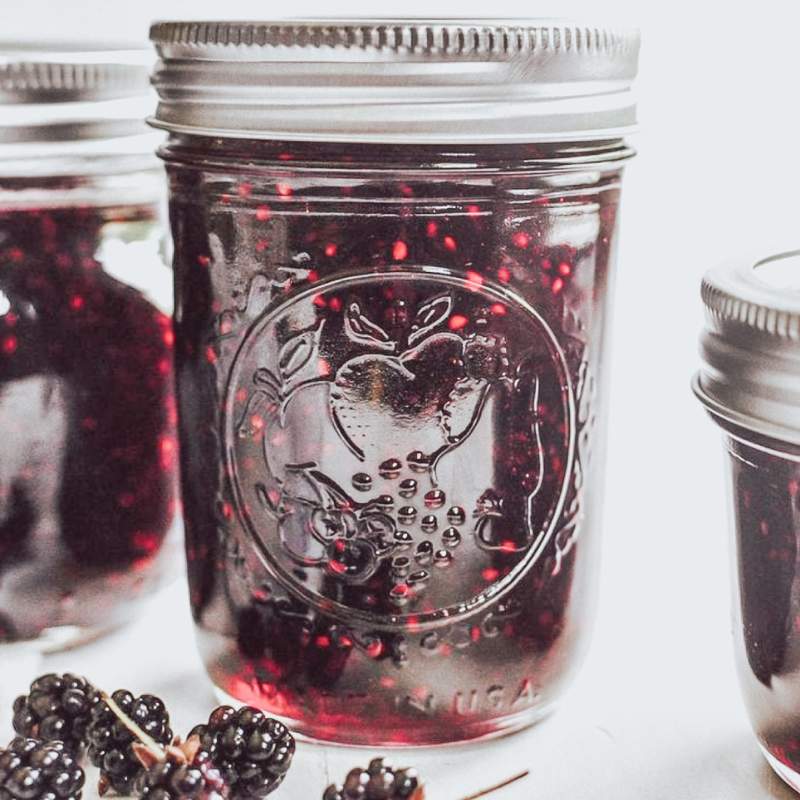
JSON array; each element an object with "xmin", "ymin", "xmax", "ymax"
[
  {"xmin": 695, "ymin": 250, "xmax": 800, "ymax": 792},
  {"xmin": 0, "ymin": 45, "xmax": 179, "ymax": 648},
  {"xmin": 162, "ymin": 135, "xmax": 632, "ymax": 744},
  {"xmin": 150, "ymin": 19, "xmax": 639, "ymax": 745}
]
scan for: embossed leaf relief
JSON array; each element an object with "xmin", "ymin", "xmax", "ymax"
[
  {"xmin": 226, "ymin": 279, "xmax": 572, "ymax": 621},
  {"xmin": 549, "ymin": 350, "xmax": 595, "ymax": 577}
]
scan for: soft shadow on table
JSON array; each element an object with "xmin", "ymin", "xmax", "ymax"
[
  {"xmin": 644, "ymin": 731, "xmax": 800, "ymax": 800},
  {"xmin": 758, "ymin": 757, "xmax": 800, "ymax": 800}
]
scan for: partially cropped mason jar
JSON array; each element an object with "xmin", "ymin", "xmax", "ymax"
[
  {"xmin": 150, "ymin": 19, "xmax": 639, "ymax": 745},
  {"xmin": 694, "ymin": 251, "xmax": 800, "ymax": 792},
  {"xmin": 0, "ymin": 45, "xmax": 179, "ymax": 649}
]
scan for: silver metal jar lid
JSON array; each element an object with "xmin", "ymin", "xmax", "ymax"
[
  {"xmin": 148, "ymin": 19, "xmax": 640, "ymax": 144},
  {"xmin": 0, "ymin": 44, "xmax": 157, "ymax": 147},
  {"xmin": 694, "ymin": 250, "xmax": 800, "ymax": 446}
]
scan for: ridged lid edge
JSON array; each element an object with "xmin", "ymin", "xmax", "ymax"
[
  {"xmin": 695, "ymin": 250, "xmax": 800, "ymax": 445},
  {"xmin": 1, "ymin": 62, "xmax": 139, "ymax": 96},
  {"xmin": 701, "ymin": 251, "xmax": 800, "ymax": 341},
  {"xmin": 148, "ymin": 18, "xmax": 639, "ymax": 143},
  {"xmin": 149, "ymin": 19, "xmax": 638, "ymax": 62},
  {"xmin": 0, "ymin": 46, "xmax": 154, "ymax": 103}
]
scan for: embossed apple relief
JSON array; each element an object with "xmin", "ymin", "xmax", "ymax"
[
  {"xmin": 330, "ymin": 295, "xmax": 507, "ymax": 465},
  {"xmin": 227, "ymin": 275, "xmax": 572, "ymax": 622}
]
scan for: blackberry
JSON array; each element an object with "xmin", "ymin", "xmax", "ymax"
[
  {"xmin": 12, "ymin": 674, "xmax": 98, "ymax": 756},
  {"xmin": 188, "ymin": 706, "xmax": 295, "ymax": 800},
  {"xmin": 137, "ymin": 756, "xmax": 228, "ymax": 800},
  {"xmin": 84, "ymin": 690, "xmax": 173, "ymax": 795},
  {"xmin": 323, "ymin": 758, "xmax": 419, "ymax": 800},
  {"xmin": 0, "ymin": 737, "xmax": 85, "ymax": 800}
]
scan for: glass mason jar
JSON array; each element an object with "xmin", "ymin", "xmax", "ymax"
[
  {"xmin": 694, "ymin": 251, "xmax": 800, "ymax": 792},
  {"xmin": 0, "ymin": 45, "xmax": 179, "ymax": 649},
  {"xmin": 150, "ymin": 19, "xmax": 639, "ymax": 745}
]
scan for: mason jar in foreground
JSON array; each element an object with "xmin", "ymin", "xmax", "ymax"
[
  {"xmin": 694, "ymin": 251, "xmax": 800, "ymax": 792},
  {"xmin": 149, "ymin": 19, "xmax": 639, "ymax": 745},
  {"xmin": 0, "ymin": 45, "xmax": 179, "ymax": 648}
]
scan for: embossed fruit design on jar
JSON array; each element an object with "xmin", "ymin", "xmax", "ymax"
[
  {"xmin": 0, "ymin": 45, "xmax": 178, "ymax": 647},
  {"xmin": 150, "ymin": 19, "xmax": 639, "ymax": 744}
]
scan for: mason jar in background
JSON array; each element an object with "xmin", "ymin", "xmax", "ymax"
[
  {"xmin": 149, "ymin": 19, "xmax": 639, "ymax": 745},
  {"xmin": 0, "ymin": 45, "xmax": 179, "ymax": 650},
  {"xmin": 694, "ymin": 251, "xmax": 800, "ymax": 792}
]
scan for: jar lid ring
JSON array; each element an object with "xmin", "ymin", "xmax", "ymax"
[{"xmin": 149, "ymin": 18, "xmax": 640, "ymax": 144}]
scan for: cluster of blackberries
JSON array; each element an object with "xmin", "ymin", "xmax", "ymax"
[
  {"xmin": 11, "ymin": 673, "xmax": 99, "ymax": 758},
  {"xmin": 84, "ymin": 689, "xmax": 175, "ymax": 795},
  {"xmin": 188, "ymin": 706, "xmax": 295, "ymax": 800},
  {"xmin": 0, "ymin": 738, "xmax": 85, "ymax": 800},
  {"xmin": 1, "ymin": 674, "xmax": 295, "ymax": 800},
  {"xmin": 3, "ymin": 674, "xmax": 424, "ymax": 800},
  {"xmin": 323, "ymin": 758, "xmax": 420, "ymax": 800}
]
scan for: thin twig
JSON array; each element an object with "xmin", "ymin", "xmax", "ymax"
[
  {"xmin": 99, "ymin": 690, "xmax": 166, "ymax": 762},
  {"xmin": 456, "ymin": 770, "xmax": 530, "ymax": 800}
]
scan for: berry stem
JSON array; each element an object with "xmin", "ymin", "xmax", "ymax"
[
  {"xmin": 454, "ymin": 770, "xmax": 529, "ymax": 800},
  {"xmin": 99, "ymin": 690, "xmax": 167, "ymax": 763}
]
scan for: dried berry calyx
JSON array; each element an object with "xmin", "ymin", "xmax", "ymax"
[
  {"xmin": 5, "ymin": 676, "xmax": 299, "ymax": 800},
  {"xmin": 12, "ymin": 673, "xmax": 99, "ymax": 756},
  {"xmin": 0, "ymin": 737, "xmax": 85, "ymax": 800},
  {"xmin": 134, "ymin": 738, "xmax": 229, "ymax": 800},
  {"xmin": 188, "ymin": 705, "xmax": 296, "ymax": 800},
  {"xmin": 84, "ymin": 689, "xmax": 174, "ymax": 795},
  {"xmin": 93, "ymin": 694, "xmax": 295, "ymax": 800},
  {"xmin": 2, "ymin": 673, "xmax": 530, "ymax": 800}
]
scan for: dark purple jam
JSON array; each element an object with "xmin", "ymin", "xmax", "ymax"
[
  {"xmin": 164, "ymin": 137, "xmax": 628, "ymax": 744},
  {"xmin": 722, "ymin": 430, "xmax": 800, "ymax": 777},
  {"xmin": 0, "ymin": 200, "xmax": 178, "ymax": 644}
]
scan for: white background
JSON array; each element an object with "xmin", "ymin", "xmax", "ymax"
[{"xmin": 4, "ymin": 1, "xmax": 800, "ymax": 798}]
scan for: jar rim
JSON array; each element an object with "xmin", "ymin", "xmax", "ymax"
[{"xmin": 148, "ymin": 18, "xmax": 640, "ymax": 144}]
